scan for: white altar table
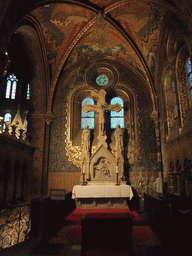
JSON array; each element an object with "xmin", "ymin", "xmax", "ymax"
[{"xmin": 72, "ymin": 185, "xmax": 133, "ymax": 209}]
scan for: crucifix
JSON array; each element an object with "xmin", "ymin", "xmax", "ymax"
[{"xmin": 82, "ymin": 90, "xmax": 122, "ymax": 136}]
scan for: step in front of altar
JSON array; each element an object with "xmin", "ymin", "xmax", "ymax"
[{"xmin": 76, "ymin": 197, "xmax": 128, "ymax": 209}]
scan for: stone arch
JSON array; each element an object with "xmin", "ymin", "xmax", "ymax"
[
  {"xmin": 51, "ymin": 55, "xmax": 154, "ymax": 170},
  {"xmin": 15, "ymin": 25, "xmax": 47, "ymax": 114},
  {"xmin": 46, "ymin": 4, "xmax": 157, "ymax": 113},
  {"xmin": 71, "ymin": 88, "xmax": 98, "ymax": 144},
  {"xmin": 163, "ymin": 67, "xmax": 180, "ymax": 134}
]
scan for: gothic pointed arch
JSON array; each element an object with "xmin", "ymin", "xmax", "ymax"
[{"xmin": 45, "ymin": 1, "xmax": 159, "ymax": 113}]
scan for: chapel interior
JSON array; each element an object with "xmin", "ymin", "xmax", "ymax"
[{"xmin": 0, "ymin": 0, "xmax": 192, "ymax": 255}]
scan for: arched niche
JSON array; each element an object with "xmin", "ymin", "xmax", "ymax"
[
  {"xmin": 50, "ymin": 57, "xmax": 154, "ymax": 170},
  {"xmin": 16, "ymin": 25, "xmax": 47, "ymax": 114},
  {"xmin": 70, "ymin": 85, "xmax": 135, "ymax": 147},
  {"xmin": 163, "ymin": 67, "xmax": 180, "ymax": 135},
  {"xmin": 176, "ymin": 45, "xmax": 191, "ymax": 126}
]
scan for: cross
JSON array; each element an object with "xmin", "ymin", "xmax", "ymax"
[{"xmin": 82, "ymin": 90, "xmax": 122, "ymax": 135}]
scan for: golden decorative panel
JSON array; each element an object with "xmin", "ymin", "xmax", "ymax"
[{"xmin": 48, "ymin": 172, "xmax": 81, "ymax": 192}]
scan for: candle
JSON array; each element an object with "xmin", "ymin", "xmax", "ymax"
[
  {"xmin": 116, "ymin": 165, "xmax": 118, "ymax": 174},
  {"xmin": 83, "ymin": 165, "xmax": 85, "ymax": 174}
]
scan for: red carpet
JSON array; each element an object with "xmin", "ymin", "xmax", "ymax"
[
  {"xmin": 48, "ymin": 209, "xmax": 163, "ymax": 255},
  {"xmin": 66, "ymin": 208, "xmax": 144, "ymax": 225},
  {"xmin": 49, "ymin": 225, "xmax": 162, "ymax": 247}
]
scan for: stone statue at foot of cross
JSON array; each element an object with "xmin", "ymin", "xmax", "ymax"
[
  {"xmin": 80, "ymin": 125, "xmax": 91, "ymax": 183},
  {"xmin": 81, "ymin": 125, "xmax": 90, "ymax": 154},
  {"xmin": 114, "ymin": 124, "xmax": 125, "ymax": 182},
  {"xmin": 114, "ymin": 124, "xmax": 124, "ymax": 155}
]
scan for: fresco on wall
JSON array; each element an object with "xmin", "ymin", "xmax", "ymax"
[
  {"xmin": 118, "ymin": 65, "xmax": 159, "ymax": 197},
  {"xmin": 31, "ymin": 3, "xmax": 94, "ymax": 80},
  {"xmin": 49, "ymin": 67, "xmax": 85, "ymax": 172},
  {"xmin": 49, "ymin": 59, "xmax": 158, "ymax": 198}
]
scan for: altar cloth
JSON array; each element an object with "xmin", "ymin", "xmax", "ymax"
[{"xmin": 72, "ymin": 185, "xmax": 133, "ymax": 199}]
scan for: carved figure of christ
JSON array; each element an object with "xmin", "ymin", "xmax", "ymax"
[{"xmin": 82, "ymin": 90, "xmax": 122, "ymax": 135}]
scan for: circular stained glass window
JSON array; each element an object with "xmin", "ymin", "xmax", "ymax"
[{"xmin": 96, "ymin": 74, "xmax": 108, "ymax": 86}]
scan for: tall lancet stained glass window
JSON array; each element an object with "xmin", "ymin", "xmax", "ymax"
[
  {"xmin": 5, "ymin": 74, "xmax": 18, "ymax": 99},
  {"xmin": 27, "ymin": 83, "xmax": 30, "ymax": 99},
  {"xmin": 81, "ymin": 98, "xmax": 94, "ymax": 129},
  {"xmin": 110, "ymin": 97, "xmax": 124, "ymax": 129},
  {"xmin": 187, "ymin": 57, "xmax": 192, "ymax": 101},
  {"xmin": 3, "ymin": 113, "xmax": 12, "ymax": 131}
]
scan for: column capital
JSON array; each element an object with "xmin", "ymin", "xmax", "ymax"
[
  {"xmin": 45, "ymin": 112, "xmax": 56, "ymax": 126},
  {"xmin": 150, "ymin": 110, "xmax": 159, "ymax": 122}
]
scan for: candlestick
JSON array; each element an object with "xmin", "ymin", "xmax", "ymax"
[
  {"xmin": 116, "ymin": 165, "xmax": 118, "ymax": 174},
  {"xmin": 116, "ymin": 172, "xmax": 119, "ymax": 186},
  {"xmin": 82, "ymin": 172, "xmax": 85, "ymax": 185},
  {"xmin": 83, "ymin": 165, "xmax": 85, "ymax": 174}
]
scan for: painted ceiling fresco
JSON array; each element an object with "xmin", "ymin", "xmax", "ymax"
[
  {"xmin": 64, "ymin": 20, "xmax": 145, "ymax": 76},
  {"xmin": 88, "ymin": 0, "xmax": 116, "ymax": 6},
  {"xmin": 28, "ymin": 1, "xmax": 173, "ymax": 89},
  {"xmin": 109, "ymin": 2, "xmax": 166, "ymax": 67},
  {"xmin": 30, "ymin": 3, "xmax": 94, "ymax": 79}
]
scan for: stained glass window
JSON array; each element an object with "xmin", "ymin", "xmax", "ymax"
[
  {"xmin": 81, "ymin": 97, "xmax": 94, "ymax": 129},
  {"xmin": 26, "ymin": 120, "xmax": 28, "ymax": 132},
  {"xmin": 96, "ymin": 74, "xmax": 108, "ymax": 86},
  {"xmin": 3, "ymin": 113, "xmax": 12, "ymax": 131},
  {"xmin": 5, "ymin": 74, "xmax": 18, "ymax": 99},
  {"xmin": 11, "ymin": 81, "xmax": 17, "ymax": 99},
  {"xmin": 173, "ymin": 81, "xmax": 179, "ymax": 117},
  {"xmin": 110, "ymin": 97, "xmax": 124, "ymax": 129},
  {"xmin": 27, "ymin": 83, "xmax": 30, "ymax": 99},
  {"xmin": 6, "ymin": 80, "xmax": 11, "ymax": 98},
  {"xmin": 187, "ymin": 57, "xmax": 192, "ymax": 101}
]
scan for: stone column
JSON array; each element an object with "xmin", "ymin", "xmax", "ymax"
[
  {"xmin": 42, "ymin": 113, "xmax": 56, "ymax": 196},
  {"xmin": 150, "ymin": 110, "xmax": 161, "ymax": 162},
  {"xmin": 151, "ymin": 110, "xmax": 164, "ymax": 195},
  {"xmin": 175, "ymin": 172, "xmax": 181, "ymax": 195},
  {"xmin": 28, "ymin": 114, "xmax": 46, "ymax": 198},
  {"xmin": 168, "ymin": 173, "xmax": 174, "ymax": 194}
]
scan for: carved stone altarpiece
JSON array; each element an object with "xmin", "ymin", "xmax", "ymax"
[{"xmin": 79, "ymin": 89, "xmax": 126, "ymax": 186}]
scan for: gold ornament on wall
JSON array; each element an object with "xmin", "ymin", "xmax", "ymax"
[
  {"xmin": 64, "ymin": 96, "xmax": 82, "ymax": 167},
  {"xmin": 64, "ymin": 89, "xmax": 97, "ymax": 167}
]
